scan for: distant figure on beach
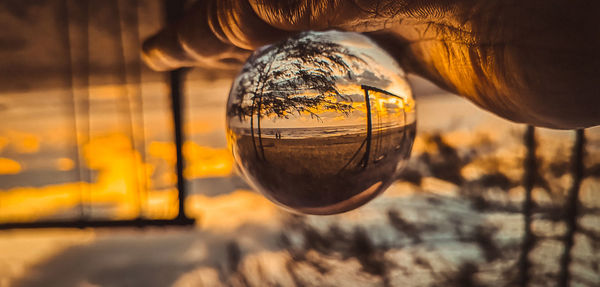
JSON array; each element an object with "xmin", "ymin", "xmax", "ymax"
[{"xmin": 275, "ymin": 131, "xmax": 281, "ymax": 140}]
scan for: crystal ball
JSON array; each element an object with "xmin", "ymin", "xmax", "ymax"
[{"xmin": 226, "ymin": 31, "xmax": 416, "ymax": 215}]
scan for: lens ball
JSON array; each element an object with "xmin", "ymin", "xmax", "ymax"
[{"xmin": 226, "ymin": 31, "xmax": 416, "ymax": 215}]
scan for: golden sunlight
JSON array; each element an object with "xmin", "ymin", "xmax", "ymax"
[
  {"xmin": 56, "ymin": 157, "xmax": 75, "ymax": 171},
  {"xmin": 0, "ymin": 158, "xmax": 21, "ymax": 175},
  {"xmin": 0, "ymin": 131, "xmax": 238, "ymax": 222}
]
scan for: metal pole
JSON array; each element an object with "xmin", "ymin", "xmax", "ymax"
[
  {"xmin": 519, "ymin": 125, "xmax": 536, "ymax": 286},
  {"xmin": 164, "ymin": 0, "xmax": 192, "ymax": 222},
  {"xmin": 558, "ymin": 129, "xmax": 585, "ymax": 287}
]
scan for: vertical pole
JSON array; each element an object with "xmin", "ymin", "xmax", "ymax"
[
  {"xmin": 257, "ymin": 94, "xmax": 265, "ymax": 161},
  {"xmin": 362, "ymin": 87, "xmax": 373, "ymax": 168},
  {"xmin": 250, "ymin": 97, "xmax": 259, "ymax": 159},
  {"xmin": 519, "ymin": 125, "xmax": 536, "ymax": 286},
  {"xmin": 164, "ymin": 0, "xmax": 190, "ymax": 221},
  {"xmin": 170, "ymin": 68, "xmax": 189, "ymax": 220},
  {"xmin": 558, "ymin": 129, "xmax": 585, "ymax": 287}
]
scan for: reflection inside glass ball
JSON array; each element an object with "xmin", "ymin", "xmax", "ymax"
[{"xmin": 226, "ymin": 31, "xmax": 416, "ymax": 215}]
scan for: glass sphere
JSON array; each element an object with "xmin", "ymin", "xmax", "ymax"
[{"xmin": 226, "ymin": 31, "xmax": 416, "ymax": 215}]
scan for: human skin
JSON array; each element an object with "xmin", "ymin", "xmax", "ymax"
[{"xmin": 142, "ymin": 0, "xmax": 600, "ymax": 129}]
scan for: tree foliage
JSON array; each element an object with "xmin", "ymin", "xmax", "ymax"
[{"xmin": 228, "ymin": 32, "xmax": 368, "ymax": 122}]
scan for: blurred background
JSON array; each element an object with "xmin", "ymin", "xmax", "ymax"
[{"xmin": 0, "ymin": 0, "xmax": 598, "ymax": 286}]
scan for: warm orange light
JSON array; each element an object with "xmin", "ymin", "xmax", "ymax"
[
  {"xmin": 0, "ymin": 158, "xmax": 22, "ymax": 175},
  {"xmin": 0, "ymin": 133, "xmax": 175, "ymax": 221},
  {"xmin": 56, "ymin": 157, "xmax": 75, "ymax": 171},
  {"xmin": 184, "ymin": 142, "xmax": 234, "ymax": 179},
  {"xmin": 16, "ymin": 134, "xmax": 40, "ymax": 154},
  {"xmin": 0, "ymin": 132, "xmax": 240, "ymax": 222},
  {"xmin": 149, "ymin": 140, "xmax": 235, "ymax": 179}
]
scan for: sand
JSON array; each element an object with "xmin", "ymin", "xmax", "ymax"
[{"xmin": 230, "ymin": 124, "xmax": 416, "ymax": 214}]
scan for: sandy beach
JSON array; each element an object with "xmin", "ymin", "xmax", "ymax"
[{"xmin": 231, "ymin": 124, "xmax": 416, "ymax": 214}]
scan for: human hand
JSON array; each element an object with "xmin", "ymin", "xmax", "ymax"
[{"xmin": 142, "ymin": 0, "xmax": 600, "ymax": 129}]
